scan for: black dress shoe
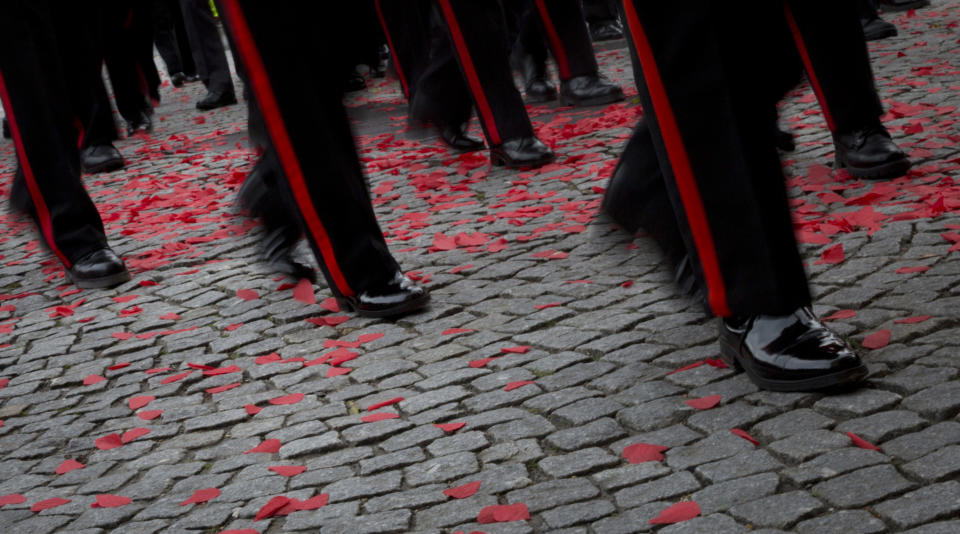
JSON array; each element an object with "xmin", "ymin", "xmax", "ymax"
[
  {"xmin": 337, "ymin": 272, "xmax": 430, "ymax": 318},
  {"xmin": 80, "ymin": 144, "xmax": 125, "ymax": 174},
  {"xmin": 560, "ymin": 75, "xmax": 625, "ymax": 107},
  {"xmin": 68, "ymin": 248, "xmax": 131, "ymax": 289},
  {"xmin": 879, "ymin": 0, "xmax": 930, "ymax": 11},
  {"xmin": 490, "ymin": 137, "xmax": 556, "ymax": 168},
  {"xmin": 440, "ymin": 123, "xmax": 484, "ymax": 152},
  {"xmin": 834, "ymin": 124, "xmax": 911, "ymax": 180},
  {"xmin": 775, "ymin": 125, "xmax": 795, "ymax": 152},
  {"xmin": 126, "ymin": 112, "xmax": 152, "ymax": 136},
  {"xmin": 170, "ymin": 72, "xmax": 187, "ymax": 88},
  {"xmin": 589, "ymin": 20, "xmax": 624, "ymax": 42},
  {"xmin": 345, "ymin": 70, "xmax": 366, "ymax": 93},
  {"xmin": 861, "ymin": 17, "xmax": 898, "ymax": 41},
  {"xmin": 516, "ymin": 53, "xmax": 557, "ymax": 103},
  {"xmin": 196, "ymin": 90, "xmax": 237, "ymax": 111},
  {"xmin": 719, "ymin": 307, "xmax": 869, "ymax": 392},
  {"xmin": 237, "ymin": 156, "xmax": 317, "ymax": 283}
]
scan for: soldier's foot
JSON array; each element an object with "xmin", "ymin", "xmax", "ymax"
[
  {"xmin": 337, "ymin": 272, "xmax": 429, "ymax": 318},
  {"xmin": 67, "ymin": 248, "xmax": 131, "ymax": 289},
  {"xmin": 834, "ymin": 123, "xmax": 911, "ymax": 180}
]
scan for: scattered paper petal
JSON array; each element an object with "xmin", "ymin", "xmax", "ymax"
[
  {"xmin": 435, "ymin": 422, "xmax": 466, "ymax": 433},
  {"xmin": 94, "ymin": 433, "xmax": 123, "ymax": 450},
  {"xmin": 362, "ymin": 412, "xmax": 399, "ymax": 423},
  {"xmin": 245, "ymin": 404, "xmax": 262, "ymax": 416},
  {"xmin": 180, "ymin": 488, "xmax": 221, "ymax": 506},
  {"xmin": 270, "ymin": 393, "xmax": 305, "ymax": 406},
  {"xmin": 31, "ymin": 497, "xmax": 71, "ymax": 513},
  {"xmin": 292, "ymin": 279, "xmax": 316, "ymax": 305},
  {"xmin": 268, "ymin": 465, "xmax": 307, "ymax": 477},
  {"xmin": 0, "ymin": 494, "xmax": 27, "ymax": 507},
  {"xmin": 55, "ymin": 459, "xmax": 85, "ymax": 475},
  {"xmin": 367, "ymin": 397, "xmax": 403, "ymax": 411},
  {"xmin": 504, "ymin": 380, "xmax": 535, "ymax": 392},
  {"xmin": 246, "ymin": 439, "xmax": 282, "ymax": 454},
  {"xmin": 685, "ymin": 395, "xmax": 722, "ymax": 410},
  {"xmin": 444, "ymin": 481, "xmax": 481, "ymax": 499},
  {"xmin": 442, "ymin": 328, "xmax": 474, "ymax": 336},
  {"xmin": 326, "ymin": 367, "xmax": 352, "ymax": 378},
  {"xmin": 823, "ymin": 309, "xmax": 857, "ymax": 321},
  {"xmin": 255, "ymin": 496, "xmax": 291, "ymax": 521},
  {"xmin": 296, "ymin": 494, "xmax": 329, "ymax": 510},
  {"xmin": 121, "ymin": 428, "xmax": 150, "ymax": 443},
  {"xmin": 91, "ymin": 494, "xmax": 131, "ymax": 508},
  {"xmin": 730, "ymin": 428, "xmax": 759, "ymax": 446},
  {"xmin": 128, "ymin": 396, "xmax": 155, "ymax": 410},
  {"xmin": 501, "ymin": 345, "xmax": 530, "ymax": 354},
  {"xmin": 236, "ymin": 289, "xmax": 259, "ymax": 301},
  {"xmin": 847, "ymin": 432, "xmax": 881, "ymax": 451},
  {"xmin": 649, "ymin": 501, "xmax": 701, "ymax": 524},
  {"xmin": 622, "ymin": 443, "xmax": 668, "ymax": 463},
  {"xmin": 894, "ymin": 315, "xmax": 931, "ymax": 324},
  {"xmin": 83, "ymin": 374, "xmax": 105, "ymax": 386},
  {"xmin": 137, "ymin": 410, "xmax": 163, "ymax": 421},
  {"xmin": 477, "ymin": 503, "xmax": 530, "ymax": 523},
  {"xmin": 862, "ymin": 329, "xmax": 891, "ymax": 349}
]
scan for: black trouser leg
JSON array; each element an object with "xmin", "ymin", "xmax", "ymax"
[
  {"xmin": 103, "ymin": 2, "xmax": 151, "ymax": 123},
  {"xmin": 375, "ymin": 0, "xmax": 432, "ymax": 101},
  {"xmin": 180, "ymin": 0, "xmax": 235, "ymax": 95},
  {"xmin": 621, "ymin": 0, "xmax": 810, "ymax": 317},
  {"xmin": 531, "ymin": 0, "xmax": 599, "ymax": 80},
  {"xmin": 218, "ymin": 0, "xmax": 400, "ymax": 297},
  {"xmin": 0, "ymin": 0, "xmax": 109, "ymax": 267},
  {"xmin": 434, "ymin": 0, "xmax": 534, "ymax": 145},
  {"xmin": 783, "ymin": 0, "xmax": 882, "ymax": 134},
  {"xmin": 153, "ymin": 0, "xmax": 185, "ymax": 75},
  {"xmin": 169, "ymin": 0, "xmax": 198, "ymax": 76},
  {"xmin": 410, "ymin": 10, "xmax": 475, "ymax": 130}
]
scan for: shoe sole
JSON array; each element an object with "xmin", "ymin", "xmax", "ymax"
[
  {"xmin": 82, "ymin": 159, "xmax": 125, "ymax": 174},
  {"xmin": 835, "ymin": 153, "xmax": 912, "ymax": 180},
  {"xmin": 338, "ymin": 292, "xmax": 431, "ymax": 319},
  {"xmin": 490, "ymin": 152, "xmax": 556, "ymax": 169},
  {"xmin": 67, "ymin": 269, "xmax": 132, "ymax": 290},
  {"xmin": 719, "ymin": 339, "xmax": 869, "ymax": 392},
  {"xmin": 560, "ymin": 92, "xmax": 625, "ymax": 108},
  {"xmin": 525, "ymin": 92, "xmax": 558, "ymax": 104}
]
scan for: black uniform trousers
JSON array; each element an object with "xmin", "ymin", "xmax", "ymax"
[
  {"xmin": 103, "ymin": 1, "xmax": 161, "ymax": 123},
  {"xmin": 180, "ymin": 0, "xmax": 236, "ymax": 96},
  {"xmin": 379, "ymin": 0, "xmax": 534, "ymax": 146},
  {"xmin": 217, "ymin": 0, "xmax": 400, "ymax": 298},
  {"xmin": 153, "ymin": 0, "xmax": 199, "ymax": 78},
  {"xmin": 508, "ymin": 0, "xmax": 600, "ymax": 81},
  {"xmin": 0, "ymin": 1, "xmax": 111, "ymax": 268},
  {"xmin": 620, "ymin": 0, "xmax": 812, "ymax": 317}
]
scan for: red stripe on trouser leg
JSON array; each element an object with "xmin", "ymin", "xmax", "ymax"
[
  {"xmin": 219, "ymin": 0, "xmax": 354, "ymax": 297},
  {"xmin": 0, "ymin": 69, "xmax": 72, "ymax": 268},
  {"xmin": 436, "ymin": 0, "xmax": 501, "ymax": 145},
  {"xmin": 534, "ymin": 0, "xmax": 571, "ymax": 80},
  {"xmin": 374, "ymin": 0, "xmax": 410, "ymax": 100},
  {"xmin": 621, "ymin": 2, "xmax": 730, "ymax": 317},
  {"xmin": 783, "ymin": 3, "xmax": 835, "ymax": 132}
]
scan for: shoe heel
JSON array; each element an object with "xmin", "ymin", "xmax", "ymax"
[{"xmin": 718, "ymin": 337, "xmax": 742, "ymax": 371}]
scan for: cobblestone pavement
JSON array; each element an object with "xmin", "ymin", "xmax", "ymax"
[{"xmin": 1, "ymin": 4, "xmax": 959, "ymax": 534}]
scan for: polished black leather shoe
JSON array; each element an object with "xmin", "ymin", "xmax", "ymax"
[
  {"xmin": 719, "ymin": 307, "xmax": 869, "ymax": 392},
  {"xmin": 170, "ymin": 72, "xmax": 187, "ymax": 88},
  {"xmin": 490, "ymin": 137, "xmax": 556, "ymax": 168},
  {"xmin": 560, "ymin": 75, "xmax": 624, "ymax": 107},
  {"xmin": 337, "ymin": 272, "xmax": 430, "ymax": 318},
  {"xmin": 861, "ymin": 17, "xmax": 898, "ymax": 41},
  {"xmin": 68, "ymin": 248, "xmax": 131, "ymax": 289},
  {"xmin": 589, "ymin": 20, "xmax": 624, "ymax": 42},
  {"xmin": 196, "ymin": 90, "xmax": 237, "ymax": 111},
  {"xmin": 440, "ymin": 123, "xmax": 484, "ymax": 152},
  {"xmin": 526, "ymin": 77, "xmax": 558, "ymax": 103},
  {"xmin": 80, "ymin": 144, "xmax": 125, "ymax": 174},
  {"xmin": 775, "ymin": 125, "xmax": 795, "ymax": 152},
  {"xmin": 834, "ymin": 124, "xmax": 911, "ymax": 180},
  {"xmin": 126, "ymin": 112, "xmax": 152, "ymax": 136}
]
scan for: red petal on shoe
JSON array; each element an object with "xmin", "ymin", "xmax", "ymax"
[
  {"xmin": 847, "ymin": 432, "xmax": 881, "ymax": 451},
  {"xmin": 443, "ymin": 481, "xmax": 481, "ymax": 499},
  {"xmin": 180, "ymin": 488, "xmax": 220, "ymax": 506},
  {"xmin": 55, "ymin": 459, "xmax": 85, "ymax": 475},
  {"xmin": 94, "ymin": 433, "xmax": 123, "ymax": 450},
  {"xmin": 477, "ymin": 503, "xmax": 530, "ymax": 523},
  {"xmin": 245, "ymin": 404, "xmax": 262, "ymax": 416},
  {"xmin": 296, "ymin": 494, "xmax": 329, "ymax": 510},
  {"xmin": 137, "ymin": 410, "xmax": 163, "ymax": 421},
  {"xmin": 361, "ymin": 412, "xmax": 398, "ymax": 423},
  {"xmin": 894, "ymin": 315, "xmax": 931, "ymax": 324},
  {"xmin": 268, "ymin": 465, "xmax": 306, "ymax": 477},
  {"xmin": 83, "ymin": 375, "xmax": 105, "ymax": 386},
  {"xmin": 255, "ymin": 496, "xmax": 290, "ymax": 521},
  {"xmin": 269, "ymin": 393, "xmax": 304, "ymax": 405},
  {"xmin": 245, "ymin": 439, "xmax": 282, "ymax": 454},
  {"xmin": 292, "ymin": 278, "xmax": 315, "ymax": 305},
  {"xmin": 91, "ymin": 494, "xmax": 130, "ymax": 508},
  {"xmin": 121, "ymin": 427, "xmax": 150, "ymax": 443},
  {"xmin": 504, "ymin": 380, "xmax": 535, "ymax": 392},
  {"xmin": 730, "ymin": 428, "xmax": 759, "ymax": 446},
  {"xmin": 435, "ymin": 422, "xmax": 466, "ymax": 433},
  {"xmin": 501, "ymin": 345, "xmax": 530, "ymax": 354},
  {"xmin": 685, "ymin": 394, "xmax": 722, "ymax": 410},
  {"xmin": 30, "ymin": 497, "xmax": 70, "ymax": 512},
  {"xmin": 0, "ymin": 494, "xmax": 26, "ymax": 507},
  {"xmin": 648, "ymin": 501, "xmax": 701, "ymax": 524},
  {"xmin": 622, "ymin": 443, "xmax": 668, "ymax": 463},
  {"xmin": 862, "ymin": 329, "xmax": 891, "ymax": 349},
  {"xmin": 366, "ymin": 397, "xmax": 403, "ymax": 411},
  {"xmin": 823, "ymin": 309, "xmax": 857, "ymax": 321},
  {"xmin": 236, "ymin": 289, "xmax": 259, "ymax": 301}
]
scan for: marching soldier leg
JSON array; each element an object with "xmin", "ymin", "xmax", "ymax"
[{"xmin": 219, "ymin": 0, "xmax": 429, "ymax": 318}]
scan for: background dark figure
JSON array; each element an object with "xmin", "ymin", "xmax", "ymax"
[
  {"xmin": 0, "ymin": 0, "xmax": 131, "ymax": 288},
  {"xmin": 102, "ymin": 0, "xmax": 161, "ymax": 135},
  {"xmin": 152, "ymin": 0, "xmax": 199, "ymax": 86},
  {"xmin": 180, "ymin": 0, "xmax": 237, "ymax": 110}
]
